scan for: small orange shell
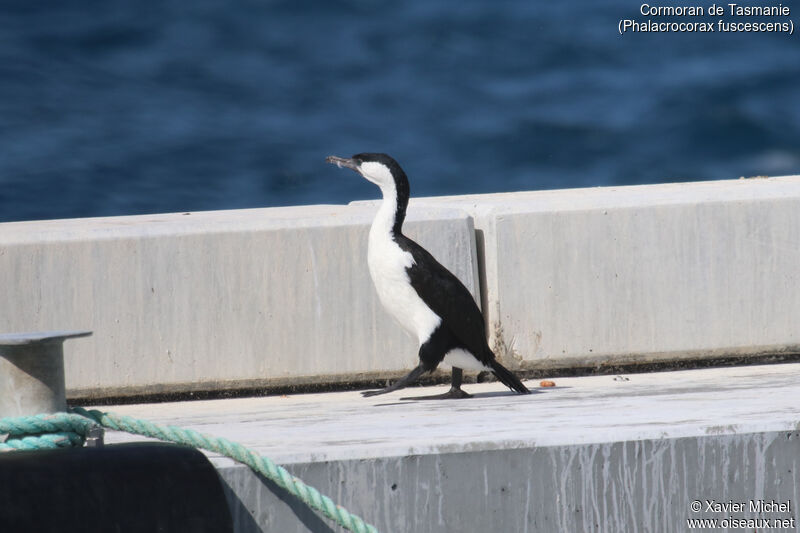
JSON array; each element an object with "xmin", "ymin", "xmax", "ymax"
[{"xmin": 539, "ymin": 380, "xmax": 556, "ymax": 388}]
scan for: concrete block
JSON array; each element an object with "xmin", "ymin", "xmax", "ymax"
[
  {"xmin": 406, "ymin": 176, "xmax": 800, "ymax": 368},
  {"xmin": 0, "ymin": 205, "xmax": 479, "ymax": 398},
  {"xmin": 102, "ymin": 363, "xmax": 800, "ymax": 532}
]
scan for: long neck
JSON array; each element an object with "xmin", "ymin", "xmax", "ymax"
[{"xmin": 373, "ymin": 177, "xmax": 409, "ymax": 238}]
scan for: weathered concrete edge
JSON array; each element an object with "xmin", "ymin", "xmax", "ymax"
[
  {"xmin": 67, "ymin": 348, "xmax": 800, "ymax": 403},
  {"xmin": 215, "ymin": 427, "xmax": 800, "ymax": 532}
]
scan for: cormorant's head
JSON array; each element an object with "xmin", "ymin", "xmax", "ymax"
[{"xmin": 326, "ymin": 153, "xmax": 408, "ymax": 192}]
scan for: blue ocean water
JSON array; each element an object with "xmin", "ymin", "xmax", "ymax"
[{"xmin": 1, "ymin": 1, "xmax": 798, "ymax": 222}]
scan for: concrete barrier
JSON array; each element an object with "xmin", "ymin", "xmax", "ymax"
[
  {"xmin": 0, "ymin": 205, "xmax": 479, "ymax": 398},
  {"xmin": 4, "ymin": 176, "xmax": 800, "ymax": 398},
  {"xmin": 405, "ymin": 176, "xmax": 800, "ymax": 369}
]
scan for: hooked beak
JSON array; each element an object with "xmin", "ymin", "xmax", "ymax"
[{"xmin": 326, "ymin": 155, "xmax": 360, "ymax": 172}]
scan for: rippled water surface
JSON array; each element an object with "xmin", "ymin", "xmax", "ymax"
[{"xmin": 1, "ymin": 1, "xmax": 798, "ymax": 222}]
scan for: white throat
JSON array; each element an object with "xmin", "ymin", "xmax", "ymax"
[{"xmin": 370, "ymin": 179, "xmax": 399, "ymax": 239}]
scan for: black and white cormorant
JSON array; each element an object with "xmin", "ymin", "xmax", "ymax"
[{"xmin": 326, "ymin": 153, "xmax": 530, "ymax": 399}]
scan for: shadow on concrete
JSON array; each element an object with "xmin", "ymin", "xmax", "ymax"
[
  {"xmin": 370, "ymin": 390, "xmax": 546, "ymax": 406},
  {"xmin": 393, "ymin": 389, "xmax": 543, "ymax": 402},
  {"xmin": 260, "ymin": 475, "xmax": 336, "ymax": 533},
  {"xmin": 223, "ymin": 487, "xmax": 262, "ymax": 533},
  {"xmin": 221, "ymin": 471, "xmax": 336, "ymax": 533}
]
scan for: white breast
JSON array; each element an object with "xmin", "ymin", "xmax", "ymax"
[{"xmin": 367, "ymin": 224, "xmax": 441, "ymax": 346}]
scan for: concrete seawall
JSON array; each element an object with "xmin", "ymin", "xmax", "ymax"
[{"xmin": 2, "ymin": 176, "xmax": 799, "ymax": 398}]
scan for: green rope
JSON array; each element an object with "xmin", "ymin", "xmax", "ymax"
[
  {"xmin": 0, "ymin": 409, "xmax": 378, "ymax": 533},
  {"xmin": 0, "ymin": 413, "xmax": 97, "ymax": 451}
]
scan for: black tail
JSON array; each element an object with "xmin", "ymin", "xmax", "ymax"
[{"xmin": 489, "ymin": 359, "xmax": 530, "ymax": 394}]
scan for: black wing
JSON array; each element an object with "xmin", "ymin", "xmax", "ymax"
[{"xmin": 396, "ymin": 234, "xmax": 494, "ymax": 364}]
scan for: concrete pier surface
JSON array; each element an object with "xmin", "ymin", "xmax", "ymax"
[{"xmin": 99, "ymin": 362, "xmax": 800, "ymax": 532}]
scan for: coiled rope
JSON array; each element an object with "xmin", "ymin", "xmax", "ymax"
[{"xmin": 0, "ymin": 408, "xmax": 378, "ymax": 533}]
